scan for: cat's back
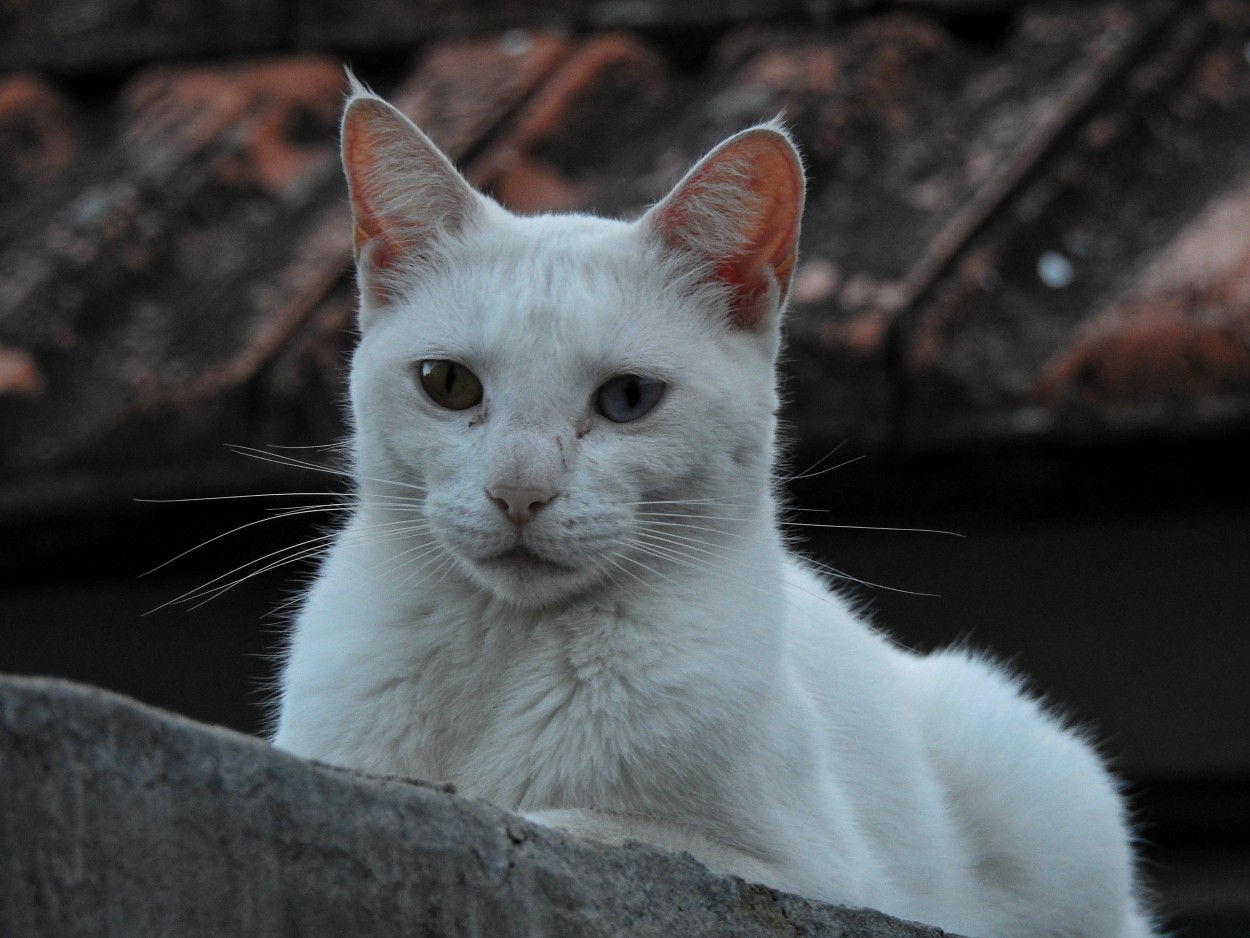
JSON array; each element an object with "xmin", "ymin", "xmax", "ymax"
[{"xmin": 778, "ymin": 556, "xmax": 1148, "ymax": 937}]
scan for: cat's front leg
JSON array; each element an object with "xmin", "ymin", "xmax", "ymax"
[{"xmin": 522, "ymin": 808, "xmax": 778, "ymax": 887}]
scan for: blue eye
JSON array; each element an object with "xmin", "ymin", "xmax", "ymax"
[{"xmin": 594, "ymin": 374, "xmax": 666, "ymax": 423}]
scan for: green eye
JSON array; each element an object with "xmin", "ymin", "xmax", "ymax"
[
  {"xmin": 416, "ymin": 360, "xmax": 483, "ymax": 411},
  {"xmin": 595, "ymin": 374, "xmax": 666, "ymax": 423}
]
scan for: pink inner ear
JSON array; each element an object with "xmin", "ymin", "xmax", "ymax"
[
  {"xmin": 657, "ymin": 130, "xmax": 804, "ymax": 331},
  {"xmin": 341, "ymin": 97, "xmax": 480, "ymax": 311},
  {"xmin": 343, "ymin": 103, "xmax": 413, "ymax": 282}
]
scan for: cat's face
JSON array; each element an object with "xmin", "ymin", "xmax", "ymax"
[
  {"xmin": 351, "ymin": 214, "xmax": 778, "ymax": 607},
  {"xmin": 341, "ymin": 84, "xmax": 804, "ymax": 608}
]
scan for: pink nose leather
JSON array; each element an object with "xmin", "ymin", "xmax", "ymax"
[{"xmin": 488, "ymin": 486, "xmax": 555, "ymax": 525}]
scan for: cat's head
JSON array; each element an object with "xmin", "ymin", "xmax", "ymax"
[{"xmin": 341, "ymin": 82, "xmax": 804, "ymax": 608}]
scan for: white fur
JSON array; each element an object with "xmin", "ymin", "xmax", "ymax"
[{"xmin": 273, "ymin": 88, "xmax": 1154, "ymax": 937}]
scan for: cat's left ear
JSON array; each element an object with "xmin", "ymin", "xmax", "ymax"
[{"xmin": 645, "ymin": 124, "xmax": 805, "ymax": 331}]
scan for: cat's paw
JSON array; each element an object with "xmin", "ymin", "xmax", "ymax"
[{"xmin": 521, "ymin": 807, "xmax": 637, "ymax": 845}]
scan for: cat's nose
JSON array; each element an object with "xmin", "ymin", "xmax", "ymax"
[{"xmin": 488, "ymin": 486, "xmax": 556, "ymax": 526}]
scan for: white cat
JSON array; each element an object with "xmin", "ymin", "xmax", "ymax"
[{"xmin": 272, "ymin": 81, "xmax": 1155, "ymax": 937}]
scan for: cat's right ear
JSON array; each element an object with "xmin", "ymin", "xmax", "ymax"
[{"xmin": 341, "ymin": 86, "xmax": 482, "ymax": 315}]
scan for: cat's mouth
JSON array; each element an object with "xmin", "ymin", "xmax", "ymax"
[{"xmin": 478, "ymin": 547, "xmax": 575, "ymax": 574}]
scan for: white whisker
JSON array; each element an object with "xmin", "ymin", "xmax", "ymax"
[
  {"xmin": 140, "ymin": 502, "xmax": 352, "ymax": 577},
  {"xmin": 778, "ymin": 441, "xmax": 847, "ymax": 481},
  {"xmin": 636, "ymin": 511, "xmax": 757, "ymax": 527},
  {"xmin": 163, "ymin": 539, "xmax": 332, "ymax": 613},
  {"xmin": 803, "ymin": 556, "xmax": 941, "ymax": 599},
  {"xmin": 632, "ymin": 487, "xmax": 766, "ymax": 508},
  {"xmin": 779, "ymin": 520, "xmax": 963, "ymax": 537},
  {"xmin": 635, "ymin": 524, "xmax": 939, "ymax": 605},
  {"xmin": 636, "ymin": 528, "xmax": 735, "ymax": 565},
  {"xmin": 602, "ymin": 552, "xmax": 664, "ymax": 595},
  {"xmin": 224, "ymin": 444, "xmax": 347, "ymax": 476},
  {"xmin": 351, "ymin": 537, "xmax": 448, "ymax": 601},
  {"xmin": 783, "ymin": 450, "xmax": 864, "ymax": 482},
  {"xmin": 264, "ymin": 441, "xmax": 350, "ymax": 452},
  {"xmin": 227, "ymin": 444, "xmax": 429, "ymax": 495},
  {"xmin": 634, "ymin": 518, "xmax": 753, "ymax": 543},
  {"xmin": 612, "ymin": 550, "xmax": 701, "ymax": 597},
  {"xmin": 138, "ymin": 492, "xmax": 349, "ymax": 505}
]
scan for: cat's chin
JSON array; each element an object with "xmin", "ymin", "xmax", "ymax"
[{"xmin": 465, "ymin": 547, "xmax": 599, "ymax": 608}]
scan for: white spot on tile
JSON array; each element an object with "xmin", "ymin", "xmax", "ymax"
[
  {"xmin": 500, "ymin": 30, "xmax": 532, "ymax": 56},
  {"xmin": 1037, "ymin": 250, "xmax": 1074, "ymax": 289}
]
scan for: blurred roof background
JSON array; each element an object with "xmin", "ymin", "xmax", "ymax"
[
  {"xmin": 3, "ymin": 0, "xmax": 1250, "ymax": 517},
  {"xmin": 2, "ymin": 1, "xmax": 1248, "ymax": 932}
]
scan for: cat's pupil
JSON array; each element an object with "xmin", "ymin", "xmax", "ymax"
[
  {"xmin": 595, "ymin": 373, "xmax": 665, "ymax": 423},
  {"xmin": 417, "ymin": 359, "xmax": 483, "ymax": 411}
]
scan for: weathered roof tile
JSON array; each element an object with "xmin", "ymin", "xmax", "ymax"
[
  {"xmin": 387, "ymin": 32, "xmax": 572, "ymax": 159},
  {"xmin": 4, "ymin": 0, "xmax": 1249, "ymax": 519},
  {"xmin": 0, "ymin": 0, "xmax": 287, "ymax": 73},
  {"xmin": 900, "ymin": 1, "xmax": 1250, "ymax": 446},
  {"xmin": 0, "ymin": 57, "xmax": 347, "ymax": 488},
  {"xmin": 1035, "ymin": 174, "xmax": 1250, "ymax": 422},
  {"xmin": 467, "ymin": 33, "xmax": 672, "ymax": 213},
  {"xmin": 0, "ymin": 75, "xmax": 81, "ymax": 207}
]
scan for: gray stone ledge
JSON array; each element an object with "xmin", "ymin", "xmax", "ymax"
[{"xmin": 0, "ymin": 674, "xmax": 959, "ymax": 937}]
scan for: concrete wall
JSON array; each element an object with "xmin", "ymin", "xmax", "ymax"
[{"xmin": 1, "ymin": 675, "xmax": 953, "ymax": 937}]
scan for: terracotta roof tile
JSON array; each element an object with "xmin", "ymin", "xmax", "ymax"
[
  {"xmin": 1035, "ymin": 174, "xmax": 1250, "ymax": 422},
  {"xmin": 900, "ymin": 1, "xmax": 1250, "ymax": 446},
  {"xmin": 466, "ymin": 33, "xmax": 671, "ymax": 212},
  {"xmin": 0, "ymin": 58, "xmax": 347, "ymax": 495},
  {"xmin": 3, "ymin": 0, "xmax": 1248, "ymax": 519},
  {"xmin": 0, "ymin": 76, "xmax": 81, "ymax": 206},
  {"xmin": 386, "ymin": 32, "xmax": 572, "ymax": 158}
]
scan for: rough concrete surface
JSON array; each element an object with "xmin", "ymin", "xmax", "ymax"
[{"xmin": 1, "ymin": 674, "xmax": 959, "ymax": 938}]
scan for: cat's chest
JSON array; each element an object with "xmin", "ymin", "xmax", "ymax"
[{"xmin": 374, "ymin": 598, "xmax": 675, "ymax": 803}]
